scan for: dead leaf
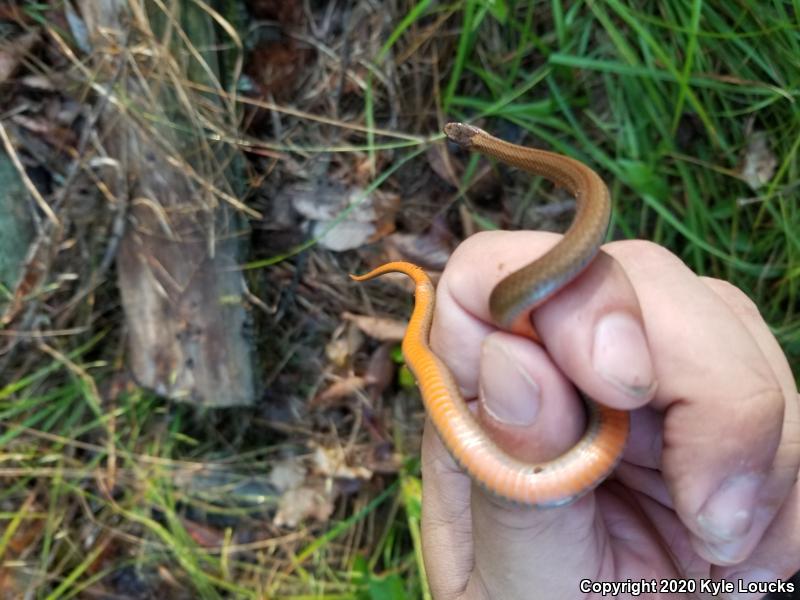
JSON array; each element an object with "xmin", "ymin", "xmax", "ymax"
[
  {"xmin": 312, "ymin": 220, "xmax": 376, "ymax": 251},
  {"xmin": 385, "ymin": 217, "xmax": 455, "ymax": 271},
  {"xmin": 325, "ymin": 337, "xmax": 350, "ymax": 368},
  {"xmin": 427, "ymin": 143, "xmax": 460, "ymax": 187},
  {"xmin": 0, "ymin": 5, "xmax": 33, "ymax": 23},
  {"xmin": 11, "ymin": 114, "xmax": 78, "ymax": 151},
  {"xmin": 246, "ymin": 39, "xmax": 313, "ymax": 103},
  {"xmin": 287, "ymin": 183, "xmax": 400, "ymax": 251},
  {"xmin": 180, "ymin": 518, "xmax": 225, "ymax": 548},
  {"xmin": 65, "ymin": 0, "xmax": 91, "ymax": 53},
  {"xmin": 325, "ymin": 321, "xmax": 364, "ymax": 368},
  {"xmin": 20, "ymin": 74, "xmax": 57, "ymax": 91},
  {"xmin": 0, "ymin": 31, "xmax": 38, "ymax": 85},
  {"xmin": 739, "ymin": 131, "xmax": 777, "ymax": 190},
  {"xmin": 312, "ymin": 444, "xmax": 372, "ymax": 481},
  {"xmin": 274, "ymin": 484, "xmax": 336, "ymax": 528},
  {"xmin": 171, "ymin": 467, "xmax": 279, "ymax": 512},
  {"xmin": 291, "ymin": 185, "xmax": 361, "ymax": 220},
  {"xmin": 1, "ymin": 239, "xmax": 51, "ymax": 327},
  {"xmin": 245, "ymin": 0, "xmax": 305, "ymax": 26},
  {"xmin": 268, "ymin": 458, "xmax": 306, "ymax": 492},
  {"xmin": 268, "ymin": 456, "xmax": 340, "ymax": 528},
  {"xmin": 364, "ymin": 343, "xmax": 394, "ymax": 396},
  {"xmin": 342, "ymin": 311, "xmax": 407, "ymax": 342},
  {"xmin": 312, "ymin": 375, "xmax": 366, "ymax": 407},
  {"xmin": 243, "ymin": 0, "xmax": 312, "ymax": 103}
]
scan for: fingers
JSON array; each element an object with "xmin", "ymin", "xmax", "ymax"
[
  {"xmin": 531, "ymin": 247, "xmax": 658, "ymax": 410},
  {"xmin": 602, "ymin": 240, "xmax": 800, "ymax": 566},
  {"xmin": 712, "ymin": 484, "xmax": 800, "ymax": 596},
  {"xmin": 421, "ymin": 358, "xmax": 613, "ymax": 599},
  {"xmin": 701, "ymin": 276, "xmax": 799, "ymax": 433},
  {"xmin": 701, "ymin": 277, "xmax": 800, "ymax": 575},
  {"xmin": 433, "ymin": 230, "xmax": 655, "ymax": 411},
  {"xmin": 465, "ymin": 331, "xmax": 627, "ymax": 597},
  {"xmin": 420, "ymin": 421, "xmax": 474, "ymax": 600},
  {"xmin": 700, "ymin": 277, "xmax": 800, "ymax": 578},
  {"xmin": 474, "ymin": 332, "xmax": 584, "ymax": 462},
  {"xmin": 430, "ymin": 231, "xmax": 799, "ymax": 574},
  {"xmin": 422, "ymin": 411, "xmax": 613, "ymax": 599},
  {"xmin": 432, "ymin": 230, "xmax": 648, "ymax": 465},
  {"xmin": 422, "ymin": 231, "xmax": 647, "ymax": 594}
]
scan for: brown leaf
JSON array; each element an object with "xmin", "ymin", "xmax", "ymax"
[
  {"xmin": 1, "ymin": 241, "xmax": 50, "ymax": 327},
  {"xmin": 0, "ymin": 6, "xmax": 33, "ymax": 22},
  {"xmin": 427, "ymin": 142, "xmax": 460, "ymax": 188},
  {"xmin": 384, "ymin": 218, "xmax": 454, "ymax": 271},
  {"xmin": 245, "ymin": 39, "xmax": 313, "ymax": 103},
  {"xmin": 364, "ymin": 343, "xmax": 394, "ymax": 395},
  {"xmin": 180, "ymin": 518, "xmax": 225, "ymax": 548},
  {"xmin": 312, "ymin": 375, "xmax": 366, "ymax": 407},
  {"xmin": 245, "ymin": 0, "xmax": 305, "ymax": 26},
  {"xmin": 11, "ymin": 114, "xmax": 78, "ymax": 151},
  {"xmin": 342, "ymin": 311, "xmax": 407, "ymax": 342},
  {"xmin": 370, "ymin": 190, "xmax": 401, "ymax": 242},
  {"xmin": 0, "ymin": 31, "xmax": 38, "ymax": 84}
]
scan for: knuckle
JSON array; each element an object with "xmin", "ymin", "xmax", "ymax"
[
  {"xmin": 701, "ymin": 277, "xmax": 764, "ymax": 322},
  {"xmin": 604, "ymin": 239, "xmax": 700, "ymax": 283},
  {"xmin": 739, "ymin": 385, "xmax": 786, "ymax": 457},
  {"xmin": 450, "ymin": 230, "xmax": 501, "ymax": 261},
  {"xmin": 607, "ymin": 238, "xmax": 684, "ymax": 267}
]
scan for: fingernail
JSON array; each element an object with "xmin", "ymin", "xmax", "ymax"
[
  {"xmin": 480, "ymin": 337, "xmax": 540, "ymax": 426},
  {"xmin": 698, "ymin": 473, "xmax": 763, "ymax": 544},
  {"xmin": 729, "ymin": 569, "xmax": 782, "ymax": 599},
  {"xmin": 592, "ymin": 312, "xmax": 656, "ymax": 400},
  {"xmin": 701, "ymin": 537, "xmax": 752, "ymax": 565}
]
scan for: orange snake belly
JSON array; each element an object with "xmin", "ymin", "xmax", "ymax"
[{"xmin": 351, "ymin": 123, "xmax": 630, "ymax": 508}]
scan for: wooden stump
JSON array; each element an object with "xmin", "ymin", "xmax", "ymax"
[{"xmin": 80, "ymin": 0, "xmax": 256, "ymax": 406}]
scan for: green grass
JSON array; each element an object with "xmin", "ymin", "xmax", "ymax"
[
  {"xmin": 439, "ymin": 0, "xmax": 798, "ymax": 360},
  {"xmin": 1, "ymin": 0, "xmax": 798, "ymax": 597},
  {"xmin": 0, "ymin": 357, "xmax": 424, "ymax": 598}
]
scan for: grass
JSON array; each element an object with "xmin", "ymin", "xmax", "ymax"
[
  {"xmin": 439, "ymin": 0, "xmax": 798, "ymax": 357},
  {"xmin": 1, "ymin": 0, "xmax": 798, "ymax": 597}
]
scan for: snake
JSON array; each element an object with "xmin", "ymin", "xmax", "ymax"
[{"xmin": 351, "ymin": 123, "xmax": 630, "ymax": 508}]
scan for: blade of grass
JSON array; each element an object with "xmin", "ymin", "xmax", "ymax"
[{"xmin": 443, "ymin": 0, "xmax": 478, "ymax": 111}]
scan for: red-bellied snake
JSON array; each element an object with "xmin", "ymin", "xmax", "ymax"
[{"xmin": 351, "ymin": 123, "xmax": 630, "ymax": 507}]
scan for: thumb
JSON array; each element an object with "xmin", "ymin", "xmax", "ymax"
[{"xmin": 469, "ymin": 332, "xmax": 611, "ymax": 596}]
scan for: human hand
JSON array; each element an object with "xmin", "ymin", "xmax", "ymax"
[{"xmin": 421, "ymin": 231, "xmax": 800, "ymax": 599}]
